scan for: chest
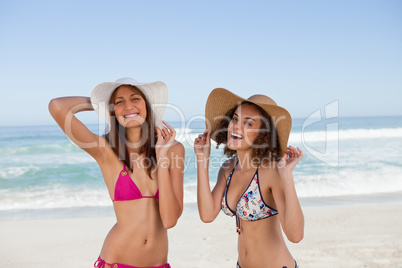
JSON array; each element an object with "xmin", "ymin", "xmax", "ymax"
[
  {"xmin": 123, "ymin": 167, "xmax": 158, "ymax": 196},
  {"xmin": 225, "ymin": 168, "xmax": 277, "ymax": 214}
]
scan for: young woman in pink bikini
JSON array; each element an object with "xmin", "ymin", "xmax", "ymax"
[
  {"xmin": 195, "ymin": 88, "xmax": 304, "ymax": 268},
  {"xmin": 49, "ymin": 78, "xmax": 184, "ymax": 268}
]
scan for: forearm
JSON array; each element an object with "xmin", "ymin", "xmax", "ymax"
[
  {"xmin": 157, "ymin": 157, "xmax": 182, "ymax": 229},
  {"xmin": 196, "ymin": 157, "xmax": 216, "ymax": 222},
  {"xmin": 280, "ymin": 172, "xmax": 304, "ymax": 243}
]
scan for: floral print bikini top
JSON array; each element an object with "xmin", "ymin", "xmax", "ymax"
[{"xmin": 221, "ymin": 161, "xmax": 278, "ymax": 234}]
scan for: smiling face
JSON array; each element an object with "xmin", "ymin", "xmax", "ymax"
[
  {"xmin": 227, "ymin": 103, "xmax": 264, "ymax": 151},
  {"xmin": 110, "ymin": 85, "xmax": 147, "ymax": 128}
]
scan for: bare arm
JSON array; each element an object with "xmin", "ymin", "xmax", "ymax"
[
  {"xmin": 272, "ymin": 146, "xmax": 304, "ymax": 243},
  {"xmin": 48, "ymin": 97, "xmax": 107, "ymax": 161},
  {"xmin": 155, "ymin": 121, "xmax": 185, "ymax": 229},
  {"xmin": 194, "ymin": 131, "xmax": 228, "ymax": 223}
]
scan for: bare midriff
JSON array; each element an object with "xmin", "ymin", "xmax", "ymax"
[
  {"xmin": 237, "ymin": 216, "xmax": 294, "ymax": 268},
  {"xmin": 100, "ymin": 199, "xmax": 168, "ymax": 267}
]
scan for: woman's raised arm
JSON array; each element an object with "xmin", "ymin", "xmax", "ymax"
[
  {"xmin": 48, "ymin": 96, "xmax": 107, "ymax": 160},
  {"xmin": 195, "ymin": 131, "xmax": 228, "ymax": 223},
  {"xmin": 272, "ymin": 146, "xmax": 304, "ymax": 243},
  {"xmin": 155, "ymin": 121, "xmax": 185, "ymax": 229}
]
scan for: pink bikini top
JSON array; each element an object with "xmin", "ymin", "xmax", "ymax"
[{"xmin": 113, "ymin": 165, "xmax": 159, "ymax": 202}]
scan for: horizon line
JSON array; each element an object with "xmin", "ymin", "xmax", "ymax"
[{"xmin": 1, "ymin": 114, "xmax": 402, "ymax": 128}]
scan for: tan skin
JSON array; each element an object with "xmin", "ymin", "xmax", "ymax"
[
  {"xmin": 195, "ymin": 103, "xmax": 304, "ymax": 268},
  {"xmin": 49, "ymin": 85, "xmax": 184, "ymax": 267}
]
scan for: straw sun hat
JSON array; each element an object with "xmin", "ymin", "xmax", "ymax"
[
  {"xmin": 205, "ymin": 88, "xmax": 292, "ymax": 155},
  {"xmin": 90, "ymin": 78, "xmax": 168, "ymax": 133}
]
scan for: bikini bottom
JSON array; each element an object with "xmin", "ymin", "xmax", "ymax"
[
  {"xmin": 94, "ymin": 256, "xmax": 171, "ymax": 268},
  {"xmin": 237, "ymin": 260, "xmax": 298, "ymax": 268}
]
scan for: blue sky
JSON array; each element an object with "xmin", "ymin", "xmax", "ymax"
[{"xmin": 0, "ymin": 0, "xmax": 401, "ymax": 127}]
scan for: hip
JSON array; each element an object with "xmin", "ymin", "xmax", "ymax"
[
  {"xmin": 237, "ymin": 260, "xmax": 298, "ymax": 268},
  {"xmin": 94, "ymin": 256, "xmax": 171, "ymax": 268}
]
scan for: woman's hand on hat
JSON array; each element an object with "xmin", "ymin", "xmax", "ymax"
[
  {"xmin": 194, "ymin": 131, "xmax": 211, "ymax": 160},
  {"xmin": 155, "ymin": 121, "xmax": 176, "ymax": 157},
  {"xmin": 277, "ymin": 146, "xmax": 303, "ymax": 174}
]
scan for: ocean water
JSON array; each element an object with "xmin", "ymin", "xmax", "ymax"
[{"xmin": 0, "ymin": 116, "xmax": 402, "ymax": 212}]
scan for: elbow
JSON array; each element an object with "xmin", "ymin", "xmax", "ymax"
[
  {"xmin": 161, "ymin": 209, "xmax": 182, "ymax": 229},
  {"xmin": 287, "ymin": 230, "xmax": 304, "ymax": 243},
  {"xmin": 197, "ymin": 204, "xmax": 217, "ymax": 223},
  {"xmin": 284, "ymin": 212, "xmax": 305, "ymax": 243},
  {"xmin": 199, "ymin": 212, "xmax": 216, "ymax": 223},
  {"xmin": 201, "ymin": 219, "xmax": 214, "ymax": 223},
  {"xmin": 162, "ymin": 217, "xmax": 178, "ymax": 229},
  {"xmin": 48, "ymin": 98, "xmax": 57, "ymax": 114},
  {"xmin": 200, "ymin": 217, "xmax": 213, "ymax": 223},
  {"xmin": 48, "ymin": 98, "xmax": 62, "ymax": 116}
]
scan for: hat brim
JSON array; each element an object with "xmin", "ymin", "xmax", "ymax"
[
  {"xmin": 205, "ymin": 88, "xmax": 292, "ymax": 156},
  {"xmin": 90, "ymin": 81, "xmax": 168, "ymax": 133}
]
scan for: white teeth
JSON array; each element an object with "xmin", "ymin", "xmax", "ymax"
[
  {"xmin": 124, "ymin": 113, "xmax": 138, "ymax": 118},
  {"xmin": 231, "ymin": 133, "xmax": 243, "ymax": 139}
]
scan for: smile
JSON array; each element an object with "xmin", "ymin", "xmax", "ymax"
[
  {"xmin": 124, "ymin": 113, "xmax": 139, "ymax": 119},
  {"xmin": 230, "ymin": 133, "xmax": 243, "ymax": 139}
]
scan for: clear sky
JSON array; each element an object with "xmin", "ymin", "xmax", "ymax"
[{"xmin": 0, "ymin": 0, "xmax": 401, "ymax": 127}]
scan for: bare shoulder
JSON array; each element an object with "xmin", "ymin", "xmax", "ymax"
[
  {"xmin": 168, "ymin": 140, "xmax": 185, "ymax": 157},
  {"xmin": 167, "ymin": 141, "xmax": 185, "ymax": 172},
  {"xmin": 258, "ymin": 161, "xmax": 282, "ymax": 186}
]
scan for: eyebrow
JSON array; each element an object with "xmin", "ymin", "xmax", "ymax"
[
  {"xmin": 233, "ymin": 113, "xmax": 256, "ymax": 122},
  {"xmin": 245, "ymin": 117, "xmax": 256, "ymax": 122},
  {"xmin": 115, "ymin": 93, "xmax": 139, "ymax": 100}
]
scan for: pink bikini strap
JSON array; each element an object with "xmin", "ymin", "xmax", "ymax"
[
  {"xmin": 94, "ymin": 257, "xmax": 171, "ymax": 268},
  {"xmin": 94, "ymin": 256, "xmax": 110, "ymax": 268}
]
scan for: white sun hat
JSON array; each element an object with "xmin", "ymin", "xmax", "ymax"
[{"xmin": 90, "ymin": 77, "xmax": 168, "ymax": 133}]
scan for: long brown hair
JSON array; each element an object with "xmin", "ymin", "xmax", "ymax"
[
  {"xmin": 214, "ymin": 102, "xmax": 281, "ymax": 164},
  {"xmin": 104, "ymin": 85, "xmax": 157, "ymax": 177}
]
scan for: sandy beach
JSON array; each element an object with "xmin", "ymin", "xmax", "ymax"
[{"xmin": 1, "ymin": 195, "xmax": 401, "ymax": 268}]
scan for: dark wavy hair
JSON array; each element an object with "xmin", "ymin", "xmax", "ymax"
[
  {"xmin": 104, "ymin": 85, "xmax": 157, "ymax": 177},
  {"xmin": 213, "ymin": 102, "xmax": 281, "ymax": 164}
]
